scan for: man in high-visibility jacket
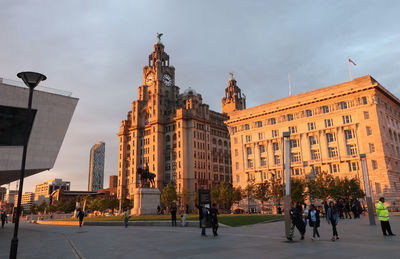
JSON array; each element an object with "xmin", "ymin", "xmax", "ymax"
[{"xmin": 376, "ymin": 197, "xmax": 395, "ymax": 236}]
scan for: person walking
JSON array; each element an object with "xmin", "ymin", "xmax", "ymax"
[
  {"xmin": 77, "ymin": 209, "xmax": 85, "ymax": 227},
  {"xmin": 376, "ymin": 197, "xmax": 395, "ymax": 236},
  {"xmin": 287, "ymin": 203, "xmax": 305, "ymax": 241},
  {"xmin": 209, "ymin": 203, "xmax": 219, "ymax": 237},
  {"xmin": 327, "ymin": 201, "xmax": 339, "ymax": 241},
  {"xmin": 171, "ymin": 203, "xmax": 177, "ymax": 227},
  {"xmin": 303, "ymin": 204, "xmax": 309, "ymax": 226},
  {"xmin": 197, "ymin": 204, "xmax": 209, "ymax": 237},
  {"xmin": 124, "ymin": 209, "xmax": 130, "ymax": 228},
  {"xmin": 1, "ymin": 211, "xmax": 7, "ymax": 228},
  {"xmin": 308, "ymin": 204, "xmax": 320, "ymax": 240},
  {"xmin": 344, "ymin": 199, "xmax": 352, "ymax": 219}
]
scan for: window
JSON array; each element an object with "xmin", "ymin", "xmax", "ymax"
[
  {"xmin": 372, "ymin": 160, "xmax": 378, "ymax": 170},
  {"xmin": 235, "ymin": 162, "xmax": 239, "ymax": 170},
  {"xmin": 236, "ymin": 175, "xmax": 240, "ymax": 183},
  {"xmin": 306, "ymin": 110, "xmax": 313, "ymax": 117},
  {"xmin": 309, "ymin": 136, "xmax": 317, "ymax": 145},
  {"xmin": 362, "ymin": 96, "xmax": 368, "ymax": 105},
  {"xmin": 290, "ymin": 152, "xmax": 301, "ymax": 162},
  {"xmin": 273, "ymin": 142, "xmax": 280, "ymax": 151},
  {"xmin": 246, "ymin": 147, "xmax": 252, "ymax": 155},
  {"xmin": 256, "ymin": 121, "xmax": 263, "ymax": 128},
  {"xmin": 274, "ymin": 155, "xmax": 280, "ymax": 164},
  {"xmin": 258, "ymin": 132, "xmax": 264, "ymax": 140},
  {"xmin": 291, "ymin": 168, "xmax": 302, "ymax": 175},
  {"xmin": 290, "ymin": 139, "xmax": 299, "ymax": 148},
  {"xmin": 364, "ymin": 111, "xmax": 369, "ymax": 119},
  {"xmin": 342, "ymin": 115, "xmax": 352, "ymax": 124},
  {"xmin": 326, "ymin": 133, "xmax": 336, "ymax": 143},
  {"xmin": 260, "ymin": 157, "xmax": 266, "ymax": 166},
  {"xmin": 369, "ymin": 143, "xmax": 375, "ymax": 153},
  {"xmin": 344, "ymin": 130, "xmax": 354, "ymax": 140},
  {"xmin": 247, "ymin": 159, "xmax": 253, "ymax": 168},
  {"xmin": 270, "ymin": 118, "xmax": 276, "ymax": 125},
  {"xmin": 325, "ymin": 119, "xmax": 333, "ymax": 128},
  {"xmin": 348, "ymin": 161, "xmax": 358, "ymax": 172},
  {"xmin": 366, "ymin": 126, "xmax": 372, "ymax": 136},
  {"xmin": 259, "ymin": 145, "xmax": 265, "ymax": 153},
  {"xmin": 272, "ymin": 130, "xmax": 279, "ymax": 138},
  {"xmin": 340, "ymin": 101, "xmax": 348, "ymax": 110},
  {"xmin": 322, "ymin": 105, "xmax": 330, "ymax": 113},
  {"xmin": 234, "ymin": 149, "xmax": 239, "ymax": 157},
  {"xmin": 289, "ymin": 126, "xmax": 297, "ymax": 134},
  {"xmin": 245, "ymin": 135, "xmax": 252, "ymax": 142},
  {"xmin": 244, "ymin": 124, "xmax": 250, "ymax": 130},
  {"xmin": 311, "ymin": 150, "xmax": 320, "ymax": 160},
  {"xmin": 375, "ymin": 183, "xmax": 381, "ymax": 194},
  {"xmin": 328, "ymin": 147, "xmax": 338, "ymax": 158},
  {"xmin": 347, "ymin": 144, "xmax": 358, "ymax": 155},
  {"xmin": 330, "ymin": 164, "xmax": 340, "ymax": 173},
  {"xmin": 234, "ymin": 137, "xmax": 238, "ymax": 144},
  {"xmin": 287, "ymin": 114, "xmax": 294, "ymax": 121},
  {"xmin": 308, "ymin": 122, "xmax": 316, "ymax": 131}
]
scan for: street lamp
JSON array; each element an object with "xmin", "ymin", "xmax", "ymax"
[
  {"xmin": 10, "ymin": 72, "xmax": 46, "ymax": 259},
  {"xmin": 282, "ymin": 131, "xmax": 291, "ymax": 239},
  {"xmin": 360, "ymin": 154, "xmax": 376, "ymax": 225}
]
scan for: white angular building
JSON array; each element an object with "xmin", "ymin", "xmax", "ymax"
[{"xmin": 0, "ymin": 77, "xmax": 78, "ymax": 185}]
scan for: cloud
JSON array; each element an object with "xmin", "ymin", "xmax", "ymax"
[{"xmin": 1, "ymin": 0, "xmax": 399, "ymax": 191}]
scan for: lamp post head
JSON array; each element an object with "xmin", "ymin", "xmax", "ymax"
[{"xmin": 17, "ymin": 71, "xmax": 47, "ymax": 89}]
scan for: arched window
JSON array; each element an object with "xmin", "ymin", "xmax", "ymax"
[{"xmin": 166, "ymin": 135, "xmax": 171, "ymax": 142}]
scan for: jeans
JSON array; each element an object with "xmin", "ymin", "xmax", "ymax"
[
  {"xmin": 312, "ymin": 224, "xmax": 320, "ymax": 238},
  {"xmin": 330, "ymin": 219, "xmax": 338, "ymax": 237},
  {"xmin": 201, "ymin": 227, "xmax": 206, "ymax": 236}
]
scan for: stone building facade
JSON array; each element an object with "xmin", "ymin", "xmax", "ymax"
[
  {"xmin": 225, "ymin": 75, "xmax": 400, "ymax": 208},
  {"xmin": 34, "ymin": 178, "xmax": 70, "ymax": 202},
  {"xmin": 117, "ymin": 38, "xmax": 232, "ymax": 209}
]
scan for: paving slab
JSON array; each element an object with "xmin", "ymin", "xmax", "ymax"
[{"xmin": 0, "ymin": 215, "xmax": 398, "ymax": 259}]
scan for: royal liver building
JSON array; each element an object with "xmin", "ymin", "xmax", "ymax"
[{"xmin": 117, "ymin": 36, "xmax": 232, "ymax": 210}]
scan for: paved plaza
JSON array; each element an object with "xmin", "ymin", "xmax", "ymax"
[{"xmin": 0, "ymin": 216, "xmax": 399, "ymax": 259}]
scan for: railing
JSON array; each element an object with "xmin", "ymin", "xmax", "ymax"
[{"xmin": 1, "ymin": 78, "xmax": 73, "ymax": 97}]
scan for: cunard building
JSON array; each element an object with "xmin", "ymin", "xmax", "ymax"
[
  {"xmin": 117, "ymin": 36, "xmax": 232, "ymax": 209},
  {"xmin": 226, "ymin": 75, "xmax": 400, "ymax": 209}
]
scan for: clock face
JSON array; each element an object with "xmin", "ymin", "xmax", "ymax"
[
  {"xmin": 146, "ymin": 73, "xmax": 154, "ymax": 85},
  {"xmin": 162, "ymin": 74, "xmax": 172, "ymax": 87}
]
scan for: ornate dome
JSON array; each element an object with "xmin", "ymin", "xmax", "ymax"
[{"xmin": 183, "ymin": 87, "xmax": 197, "ymax": 96}]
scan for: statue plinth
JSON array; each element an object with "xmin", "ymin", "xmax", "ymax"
[{"xmin": 131, "ymin": 188, "xmax": 161, "ymax": 215}]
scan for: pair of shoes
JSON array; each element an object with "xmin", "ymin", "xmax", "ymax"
[
  {"xmin": 389, "ymin": 234, "xmax": 396, "ymax": 236},
  {"xmin": 311, "ymin": 237, "xmax": 314, "ymax": 240},
  {"xmin": 317, "ymin": 237, "xmax": 320, "ymax": 240},
  {"xmin": 331, "ymin": 237, "xmax": 335, "ymax": 242},
  {"xmin": 301, "ymin": 236, "xmax": 304, "ymax": 240},
  {"xmin": 287, "ymin": 237, "xmax": 293, "ymax": 241},
  {"xmin": 336, "ymin": 236, "xmax": 339, "ymax": 240}
]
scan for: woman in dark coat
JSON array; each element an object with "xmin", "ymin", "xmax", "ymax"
[{"xmin": 308, "ymin": 204, "xmax": 320, "ymax": 240}]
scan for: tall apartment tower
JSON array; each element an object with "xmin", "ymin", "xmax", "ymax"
[
  {"xmin": 225, "ymin": 75, "xmax": 400, "ymax": 208},
  {"xmin": 117, "ymin": 37, "xmax": 232, "ymax": 209},
  {"xmin": 88, "ymin": 141, "xmax": 105, "ymax": 191},
  {"xmin": 221, "ymin": 75, "xmax": 246, "ymax": 115}
]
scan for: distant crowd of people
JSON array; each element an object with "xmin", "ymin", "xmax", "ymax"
[{"xmin": 286, "ymin": 196, "xmax": 395, "ymax": 241}]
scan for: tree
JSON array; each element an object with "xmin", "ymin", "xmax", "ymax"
[
  {"xmin": 291, "ymin": 178, "xmax": 306, "ymax": 204},
  {"xmin": 29, "ymin": 204, "xmax": 38, "ymax": 214},
  {"xmin": 121, "ymin": 198, "xmax": 132, "ymax": 211},
  {"xmin": 254, "ymin": 181, "xmax": 270, "ymax": 210},
  {"xmin": 331, "ymin": 177, "xmax": 365, "ymax": 200},
  {"xmin": 242, "ymin": 179, "xmax": 255, "ymax": 212},
  {"xmin": 37, "ymin": 201, "xmax": 47, "ymax": 214},
  {"xmin": 307, "ymin": 171, "xmax": 334, "ymax": 201},
  {"xmin": 211, "ymin": 183, "xmax": 233, "ymax": 211},
  {"xmin": 232, "ymin": 186, "xmax": 243, "ymax": 207},
  {"xmin": 161, "ymin": 182, "xmax": 177, "ymax": 209},
  {"xmin": 269, "ymin": 178, "xmax": 284, "ymax": 207}
]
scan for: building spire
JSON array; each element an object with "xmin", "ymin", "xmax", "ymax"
[
  {"xmin": 156, "ymin": 32, "xmax": 163, "ymax": 43},
  {"xmin": 221, "ymin": 73, "xmax": 246, "ymax": 114}
]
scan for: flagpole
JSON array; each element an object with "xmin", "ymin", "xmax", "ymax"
[
  {"xmin": 288, "ymin": 73, "xmax": 292, "ymax": 96},
  {"xmin": 348, "ymin": 56, "xmax": 352, "ymax": 81}
]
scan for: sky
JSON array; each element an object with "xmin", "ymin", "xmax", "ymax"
[{"xmin": 1, "ymin": 0, "xmax": 399, "ymax": 192}]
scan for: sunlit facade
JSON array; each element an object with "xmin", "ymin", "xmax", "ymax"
[{"xmin": 226, "ymin": 75, "xmax": 400, "ymax": 208}]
